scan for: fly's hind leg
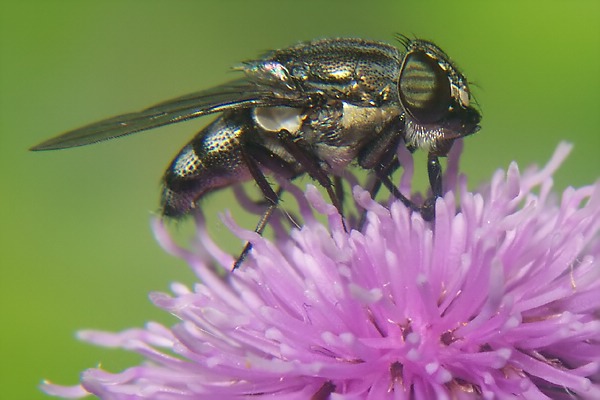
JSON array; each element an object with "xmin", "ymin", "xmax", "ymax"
[
  {"xmin": 233, "ymin": 199, "xmax": 281, "ymax": 270},
  {"xmin": 233, "ymin": 145, "xmax": 297, "ymax": 270}
]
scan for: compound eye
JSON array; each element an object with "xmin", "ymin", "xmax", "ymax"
[{"xmin": 399, "ymin": 50, "xmax": 452, "ymax": 124}]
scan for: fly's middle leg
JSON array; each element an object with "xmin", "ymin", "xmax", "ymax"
[
  {"xmin": 277, "ymin": 129, "xmax": 348, "ymax": 232},
  {"xmin": 358, "ymin": 119, "xmax": 442, "ymax": 222}
]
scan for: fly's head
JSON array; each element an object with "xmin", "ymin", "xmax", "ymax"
[{"xmin": 398, "ymin": 39, "xmax": 481, "ymax": 156}]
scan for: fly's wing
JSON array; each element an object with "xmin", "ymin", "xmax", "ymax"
[{"xmin": 30, "ymin": 79, "xmax": 310, "ymax": 151}]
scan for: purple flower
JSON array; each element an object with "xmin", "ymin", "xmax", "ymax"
[{"xmin": 43, "ymin": 142, "xmax": 600, "ymax": 399}]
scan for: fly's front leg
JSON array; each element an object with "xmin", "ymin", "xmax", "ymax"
[
  {"xmin": 420, "ymin": 153, "xmax": 442, "ymax": 221},
  {"xmin": 428, "ymin": 153, "xmax": 443, "ymax": 198}
]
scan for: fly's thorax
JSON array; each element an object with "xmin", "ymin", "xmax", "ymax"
[
  {"xmin": 264, "ymin": 38, "xmax": 401, "ymax": 107},
  {"xmin": 339, "ymin": 103, "xmax": 400, "ymax": 138},
  {"xmin": 252, "ymin": 101, "xmax": 401, "ymax": 173},
  {"xmin": 315, "ymin": 102, "xmax": 400, "ymax": 172}
]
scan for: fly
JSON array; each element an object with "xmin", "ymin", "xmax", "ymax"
[{"xmin": 31, "ymin": 36, "xmax": 481, "ymax": 268}]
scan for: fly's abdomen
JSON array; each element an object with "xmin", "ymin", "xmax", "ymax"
[{"xmin": 161, "ymin": 112, "xmax": 252, "ymax": 217}]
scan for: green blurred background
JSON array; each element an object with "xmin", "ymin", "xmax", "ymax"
[{"xmin": 1, "ymin": 1, "xmax": 598, "ymax": 399}]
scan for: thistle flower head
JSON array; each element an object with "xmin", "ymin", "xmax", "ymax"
[{"xmin": 44, "ymin": 143, "xmax": 600, "ymax": 399}]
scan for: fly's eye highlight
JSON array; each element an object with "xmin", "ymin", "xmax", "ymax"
[{"xmin": 398, "ymin": 50, "xmax": 452, "ymax": 124}]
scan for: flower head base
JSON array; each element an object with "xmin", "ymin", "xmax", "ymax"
[{"xmin": 44, "ymin": 143, "xmax": 600, "ymax": 399}]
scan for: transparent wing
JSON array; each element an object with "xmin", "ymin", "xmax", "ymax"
[{"xmin": 31, "ymin": 79, "xmax": 309, "ymax": 151}]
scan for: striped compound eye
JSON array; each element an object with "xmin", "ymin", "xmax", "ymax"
[{"xmin": 398, "ymin": 47, "xmax": 452, "ymax": 124}]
